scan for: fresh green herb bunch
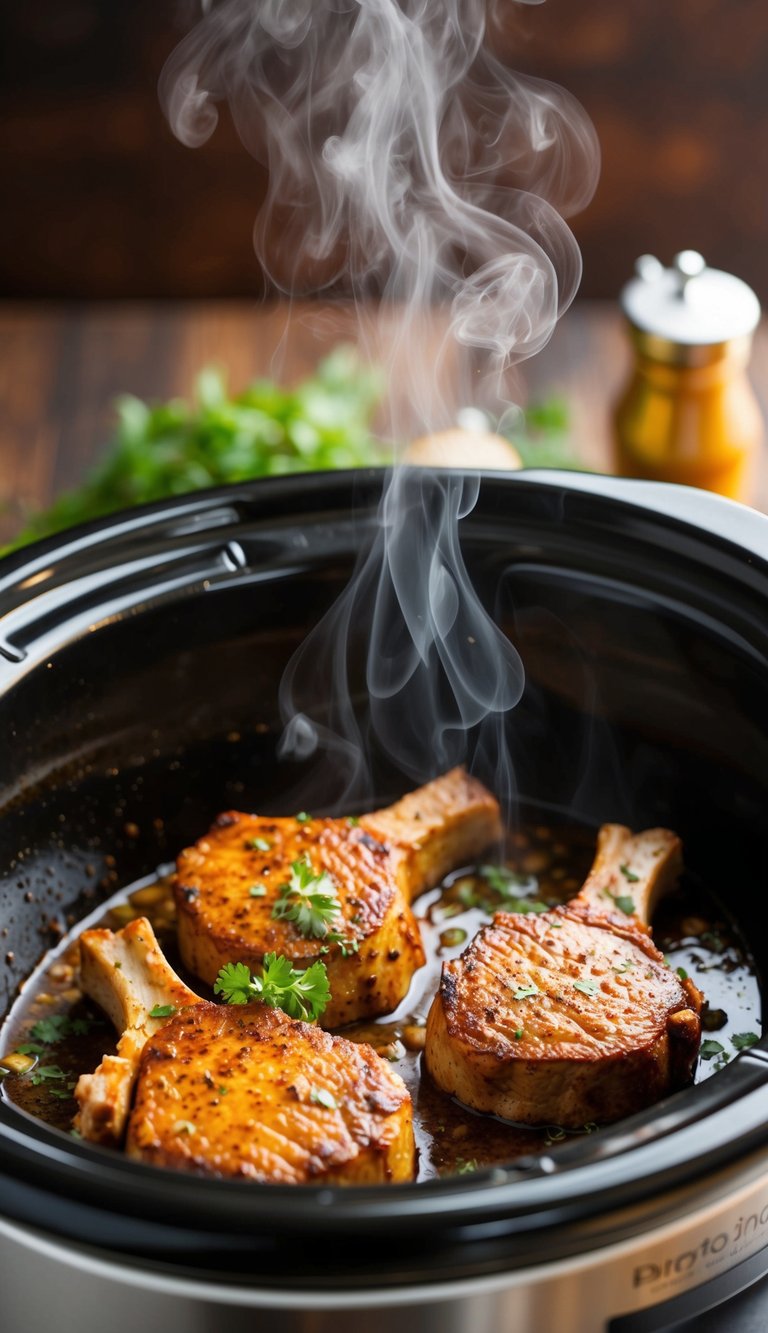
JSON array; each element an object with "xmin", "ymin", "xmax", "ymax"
[{"xmin": 12, "ymin": 347, "xmax": 386, "ymax": 548}]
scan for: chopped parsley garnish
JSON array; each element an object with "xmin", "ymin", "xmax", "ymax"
[
  {"xmin": 310, "ymin": 1087, "xmax": 337, "ymax": 1110},
  {"xmin": 214, "ymin": 954, "xmax": 331, "ymax": 1022},
  {"xmin": 455, "ymin": 1158, "xmax": 478, "ymax": 1173},
  {"xmin": 514, "ymin": 1028, "xmax": 524, "ymax": 1040},
  {"xmin": 574, "ymin": 978, "xmax": 598, "ymax": 996},
  {"xmin": 29, "ymin": 1015, "xmax": 98, "ymax": 1045},
  {"xmin": 295, "ymin": 811, "xmax": 312, "ymax": 824},
  {"xmin": 149, "ymin": 1004, "xmax": 177, "ymax": 1019},
  {"xmin": 347, "ymin": 816, "xmax": 360, "ymax": 827},
  {"xmin": 732, "ymin": 1032, "xmax": 760, "ymax": 1051},
  {"xmin": 457, "ymin": 865, "xmax": 545, "ymax": 915},
  {"xmin": 249, "ymin": 884, "xmax": 267, "ymax": 898},
  {"xmin": 512, "ymin": 984, "xmax": 539, "ymax": 1000},
  {"xmin": 676, "ymin": 966, "xmax": 689, "ymax": 981},
  {"xmin": 700, "ymin": 1039, "xmax": 726, "ymax": 1061},
  {"xmin": 29, "ymin": 1064, "xmax": 67, "ymax": 1085},
  {"xmin": 612, "ymin": 959, "xmax": 633, "ymax": 974},
  {"xmin": 619, "ymin": 865, "xmax": 640, "ymax": 883},
  {"xmin": 614, "ymin": 896, "xmax": 635, "ymax": 916},
  {"xmin": 247, "ymin": 836, "xmax": 272, "ymax": 852}
]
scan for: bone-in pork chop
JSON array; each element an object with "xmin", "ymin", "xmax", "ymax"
[
  {"xmin": 75, "ymin": 917, "xmax": 415, "ymax": 1183},
  {"xmin": 128, "ymin": 1001, "xmax": 414, "ymax": 1184},
  {"xmin": 425, "ymin": 825, "xmax": 703, "ymax": 1127},
  {"xmin": 174, "ymin": 768, "xmax": 501, "ymax": 1027}
]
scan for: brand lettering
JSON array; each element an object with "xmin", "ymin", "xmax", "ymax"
[{"xmin": 632, "ymin": 1209, "xmax": 768, "ymax": 1291}]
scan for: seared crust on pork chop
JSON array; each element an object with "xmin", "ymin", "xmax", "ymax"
[
  {"xmin": 174, "ymin": 769, "xmax": 500, "ymax": 1027},
  {"xmin": 127, "ymin": 1002, "xmax": 415, "ymax": 1184},
  {"xmin": 425, "ymin": 825, "xmax": 703, "ymax": 1127}
]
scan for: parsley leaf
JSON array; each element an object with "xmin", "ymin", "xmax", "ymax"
[
  {"xmin": 614, "ymin": 896, "xmax": 635, "ymax": 916},
  {"xmin": 732, "ymin": 1032, "xmax": 759, "ymax": 1051},
  {"xmin": 30, "ymin": 1015, "xmax": 99, "ymax": 1045},
  {"xmin": 214, "ymin": 954, "xmax": 330, "ymax": 1022},
  {"xmin": 574, "ymin": 978, "xmax": 599, "ymax": 996},
  {"xmin": 249, "ymin": 884, "xmax": 267, "ymax": 898},
  {"xmin": 149, "ymin": 1004, "xmax": 177, "ymax": 1019},
  {"xmin": 272, "ymin": 855, "xmax": 347, "ymax": 942},
  {"xmin": 700, "ymin": 1039, "xmax": 726, "ymax": 1061},
  {"xmin": 30, "ymin": 1064, "xmax": 67, "ymax": 1085},
  {"xmin": 619, "ymin": 865, "xmax": 640, "ymax": 883},
  {"xmin": 512, "ymin": 984, "xmax": 539, "ymax": 1000}
]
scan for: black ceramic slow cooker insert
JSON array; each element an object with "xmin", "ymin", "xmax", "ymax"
[{"xmin": 1, "ymin": 470, "xmax": 767, "ymax": 1333}]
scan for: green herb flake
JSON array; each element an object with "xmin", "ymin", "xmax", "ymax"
[
  {"xmin": 512, "ymin": 985, "xmax": 539, "ymax": 1001},
  {"xmin": 249, "ymin": 884, "xmax": 267, "ymax": 898},
  {"xmin": 217, "ymin": 1085, "xmax": 229, "ymax": 1096},
  {"xmin": 612, "ymin": 959, "xmax": 633, "ymax": 974},
  {"xmin": 347, "ymin": 816, "xmax": 360, "ymax": 827},
  {"xmin": 295, "ymin": 811, "xmax": 312, "ymax": 824},
  {"xmin": 29, "ymin": 1014, "xmax": 98, "ymax": 1045},
  {"xmin": 619, "ymin": 865, "xmax": 640, "ymax": 884},
  {"xmin": 614, "ymin": 896, "xmax": 636, "ymax": 916},
  {"xmin": 700, "ymin": 1040, "xmax": 726, "ymax": 1061},
  {"xmin": 30, "ymin": 1064, "xmax": 67, "ymax": 1086},
  {"xmin": 676, "ymin": 966, "xmax": 689, "ymax": 981},
  {"xmin": 514, "ymin": 1028, "xmax": 524, "ymax": 1040},
  {"xmin": 310, "ymin": 1087, "xmax": 337, "ymax": 1110},
  {"xmin": 247, "ymin": 836, "xmax": 272, "ymax": 852},
  {"xmin": 149, "ymin": 1004, "xmax": 177, "ymax": 1019},
  {"xmin": 455, "ymin": 1158, "xmax": 478, "ymax": 1174},
  {"xmin": 732, "ymin": 1032, "xmax": 760, "ymax": 1051},
  {"xmin": 574, "ymin": 978, "xmax": 599, "ymax": 997}
]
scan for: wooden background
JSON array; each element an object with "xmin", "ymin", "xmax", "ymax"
[{"xmin": 2, "ymin": 0, "xmax": 768, "ymax": 301}]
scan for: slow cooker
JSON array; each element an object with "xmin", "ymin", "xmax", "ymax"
[{"xmin": 1, "ymin": 468, "xmax": 767, "ymax": 1333}]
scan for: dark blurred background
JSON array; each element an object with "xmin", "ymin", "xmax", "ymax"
[{"xmin": 2, "ymin": 0, "xmax": 767, "ymax": 303}]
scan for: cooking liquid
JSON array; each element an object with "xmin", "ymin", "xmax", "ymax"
[{"xmin": 0, "ymin": 821, "xmax": 761, "ymax": 1180}]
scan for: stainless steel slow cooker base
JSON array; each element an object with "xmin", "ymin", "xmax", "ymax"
[{"xmin": 3, "ymin": 1148, "xmax": 768, "ymax": 1332}]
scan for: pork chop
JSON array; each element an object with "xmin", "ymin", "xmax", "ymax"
[
  {"xmin": 174, "ymin": 768, "xmax": 501, "ymax": 1027},
  {"xmin": 75, "ymin": 917, "xmax": 415, "ymax": 1183},
  {"xmin": 425, "ymin": 825, "xmax": 703, "ymax": 1127},
  {"xmin": 128, "ymin": 1001, "xmax": 414, "ymax": 1184}
]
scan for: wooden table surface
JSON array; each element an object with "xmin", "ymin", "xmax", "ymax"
[{"xmin": 1, "ymin": 299, "xmax": 767, "ymax": 544}]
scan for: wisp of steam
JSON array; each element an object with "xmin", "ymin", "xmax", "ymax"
[{"xmin": 161, "ymin": 0, "xmax": 599, "ymax": 811}]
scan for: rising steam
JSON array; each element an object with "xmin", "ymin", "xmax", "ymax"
[{"xmin": 161, "ymin": 0, "xmax": 599, "ymax": 809}]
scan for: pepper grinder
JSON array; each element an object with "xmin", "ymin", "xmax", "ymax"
[{"xmin": 613, "ymin": 251, "xmax": 763, "ymax": 502}]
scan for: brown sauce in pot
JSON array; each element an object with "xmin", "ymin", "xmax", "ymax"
[{"xmin": 0, "ymin": 821, "xmax": 761, "ymax": 1180}]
